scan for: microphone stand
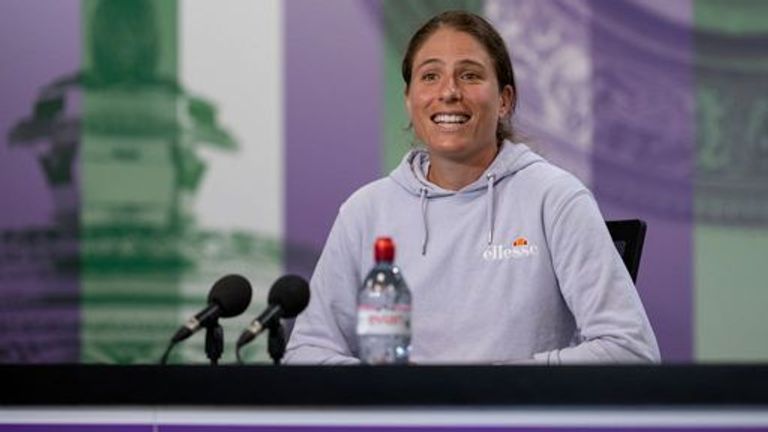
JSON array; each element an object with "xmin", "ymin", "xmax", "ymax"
[
  {"xmin": 204, "ymin": 319, "xmax": 224, "ymax": 366},
  {"xmin": 267, "ymin": 321, "xmax": 286, "ymax": 365}
]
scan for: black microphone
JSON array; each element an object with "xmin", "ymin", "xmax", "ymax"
[
  {"xmin": 236, "ymin": 275, "xmax": 310, "ymax": 349},
  {"xmin": 171, "ymin": 274, "xmax": 253, "ymax": 343}
]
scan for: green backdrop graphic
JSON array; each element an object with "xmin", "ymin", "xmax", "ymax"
[
  {"xmin": 81, "ymin": 0, "xmax": 186, "ymax": 363},
  {"xmin": 79, "ymin": 0, "xmax": 278, "ymax": 364},
  {"xmin": 693, "ymin": 0, "xmax": 768, "ymax": 361}
]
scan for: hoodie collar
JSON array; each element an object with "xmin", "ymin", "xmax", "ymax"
[{"xmin": 390, "ymin": 141, "xmax": 543, "ymax": 196}]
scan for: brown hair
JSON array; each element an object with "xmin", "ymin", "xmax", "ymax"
[{"xmin": 402, "ymin": 10, "xmax": 517, "ymax": 143}]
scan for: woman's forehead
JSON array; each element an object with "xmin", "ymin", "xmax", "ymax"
[{"xmin": 412, "ymin": 28, "xmax": 492, "ymax": 67}]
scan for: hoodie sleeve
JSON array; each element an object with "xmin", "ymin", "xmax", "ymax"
[
  {"xmin": 534, "ymin": 183, "xmax": 661, "ymax": 364},
  {"xmin": 283, "ymin": 210, "xmax": 362, "ymax": 365}
]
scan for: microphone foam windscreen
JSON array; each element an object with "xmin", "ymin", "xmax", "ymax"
[
  {"xmin": 209, "ymin": 274, "xmax": 253, "ymax": 317},
  {"xmin": 268, "ymin": 275, "xmax": 310, "ymax": 318}
]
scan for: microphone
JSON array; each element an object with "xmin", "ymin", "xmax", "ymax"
[
  {"xmin": 171, "ymin": 274, "xmax": 253, "ymax": 343},
  {"xmin": 236, "ymin": 275, "xmax": 310, "ymax": 349}
]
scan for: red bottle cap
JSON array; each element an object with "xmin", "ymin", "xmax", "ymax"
[{"xmin": 374, "ymin": 237, "xmax": 395, "ymax": 263}]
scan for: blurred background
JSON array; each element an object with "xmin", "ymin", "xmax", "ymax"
[{"xmin": 0, "ymin": 0, "xmax": 766, "ymax": 364}]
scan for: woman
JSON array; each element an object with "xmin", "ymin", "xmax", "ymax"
[{"xmin": 284, "ymin": 11, "xmax": 659, "ymax": 364}]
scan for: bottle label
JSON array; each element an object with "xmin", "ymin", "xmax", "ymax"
[{"xmin": 357, "ymin": 306, "xmax": 411, "ymax": 336}]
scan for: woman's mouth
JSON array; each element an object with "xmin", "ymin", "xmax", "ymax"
[
  {"xmin": 431, "ymin": 113, "xmax": 471, "ymax": 132},
  {"xmin": 431, "ymin": 113, "xmax": 470, "ymax": 124}
]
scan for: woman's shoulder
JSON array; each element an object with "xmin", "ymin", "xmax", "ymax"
[
  {"xmin": 514, "ymin": 156, "xmax": 590, "ymax": 197},
  {"xmin": 495, "ymin": 142, "xmax": 587, "ymax": 195}
]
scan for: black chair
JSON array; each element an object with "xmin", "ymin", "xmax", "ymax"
[{"xmin": 606, "ymin": 219, "xmax": 647, "ymax": 282}]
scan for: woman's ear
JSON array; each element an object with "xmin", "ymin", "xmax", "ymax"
[
  {"xmin": 405, "ymin": 87, "xmax": 412, "ymax": 117},
  {"xmin": 499, "ymin": 84, "xmax": 514, "ymax": 118}
]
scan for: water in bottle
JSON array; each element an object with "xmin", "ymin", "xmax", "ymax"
[{"xmin": 356, "ymin": 237, "xmax": 412, "ymax": 364}]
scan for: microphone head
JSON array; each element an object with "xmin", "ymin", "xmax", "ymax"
[
  {"xmin": 209, "ymin": 274, "xmax": 252, "ymax": 318},
  {"xmin": 268, "ymin": 274, "xmax": 310, "ymax": 318}
]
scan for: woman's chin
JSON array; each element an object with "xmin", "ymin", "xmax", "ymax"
[
  {"xmin": 424, "ymin": 138, "xmax": 469, "ymax": 154},
  {"xmin": 424, "ymin": 139, "xmax": 494, "ymax": 162}
]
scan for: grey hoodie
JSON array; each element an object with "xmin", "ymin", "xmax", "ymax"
[{"xmin": 284, "ymin": 142, "xmax": 660, "ymax": 364}]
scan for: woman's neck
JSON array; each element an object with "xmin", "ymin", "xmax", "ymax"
[{"xmin": 426, "ymin": 145, "xmax": 499, "ymax": 191}]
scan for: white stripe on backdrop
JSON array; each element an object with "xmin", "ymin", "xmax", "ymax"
[{"xmin": 182, "ymin": 0, "xmax": 284, "ymax": 238}]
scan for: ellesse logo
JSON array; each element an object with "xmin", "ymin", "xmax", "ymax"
[{"xmin": 483, "ymin": 236, "xmax": 539, "ymax": 261}]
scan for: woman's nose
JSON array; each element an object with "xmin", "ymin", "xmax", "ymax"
[{"xmin": 439, "ymin": 79, "xmax": 461, "ymax": 102}]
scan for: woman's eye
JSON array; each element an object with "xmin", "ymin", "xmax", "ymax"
[{"xmin": 421, "ymin": 73, "xmax": 438, "ymax": 82}]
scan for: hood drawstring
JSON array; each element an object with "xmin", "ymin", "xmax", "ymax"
[
  {"xmin": 486, "ymin": 173, "xmax": 496, "ymax": 246},
  {"xmin": 420, "ymin": 188, "xmax": 429, "ymax": 255}
]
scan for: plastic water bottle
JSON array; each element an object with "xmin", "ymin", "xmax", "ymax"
[{"xmin": 356, "ymin": 237, "xmax": 412, "ymax": 364}]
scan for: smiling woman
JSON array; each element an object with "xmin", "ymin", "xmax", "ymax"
[
  {"xmin": 284, "ymin": 10, "xmax": 660, "ymax": 365},
  {"xmin": 406, "ymin": 27, "xmax": 513, "ymax": 190}
]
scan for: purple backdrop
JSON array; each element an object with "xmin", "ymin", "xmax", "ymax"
[
  {"xmin": 284, "ymin": 0, "xmax": 383, "ymax": 277},
  {"xmin": 0, "ymin": 0, "xmax": 81, "ymax": 362},
  {"xmin": 0, "ymin": 0, "xmax": 80, "ymax": 228},
  {"xmin": 590, "ymin": 0, "xmax": 694, "ymax": 362}
]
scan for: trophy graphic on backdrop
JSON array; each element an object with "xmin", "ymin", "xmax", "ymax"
[
  {"xmin": 4, "ymin": 0, "xmax": 278, "ymax": 363},
  {"xmin": 9, "ymin": 0, "xmax": 236, "ymax": 258}
]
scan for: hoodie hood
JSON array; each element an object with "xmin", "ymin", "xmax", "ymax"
[{"xmin": 389, "ymin": 141, "xmax": 545, "ymax": 255}]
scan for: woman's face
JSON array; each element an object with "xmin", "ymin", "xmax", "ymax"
[{"xmin": 406, "ymin": 27, "xmax": 513, "ymax": 163}]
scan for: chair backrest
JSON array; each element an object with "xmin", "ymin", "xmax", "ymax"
[{"xmin": 606, "ymin": 219, "xmax": 647, "ymax": 282}]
